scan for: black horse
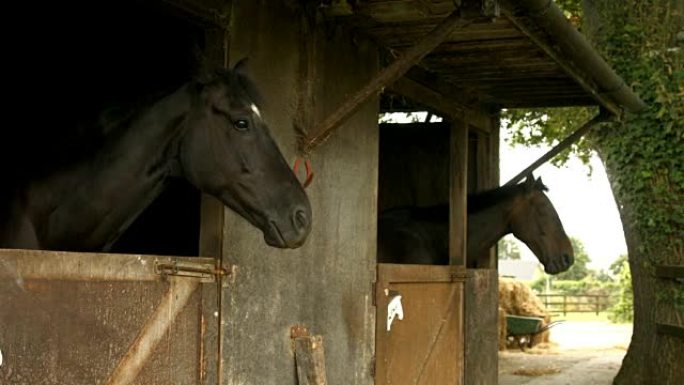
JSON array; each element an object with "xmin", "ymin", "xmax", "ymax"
[
  {"xmin": 377, "ymin": 176, "xmax": 574, "ymax": 274},
  {"xmin": 0, "ymin": 60, "xmax": 311, "ymax": 251}
]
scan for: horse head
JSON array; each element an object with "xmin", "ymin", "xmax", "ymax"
[
  {"xmin": 179, "ymin": 59, "xmax": 311, "ymax": 249},
  {"xmin": 508, "ymin": 175, "xmax": 573, "ymax": 274}
]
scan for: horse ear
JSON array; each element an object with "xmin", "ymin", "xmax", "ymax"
[
  {"xmin": 233, "ymin": 57, "xmax": 250, "ymax": 78},
  {"xmin": 535, "ymin": 177, "xmax": 548, "ymax": 191},
  {"xmin": 524, "ymin": 174, "xmax": 535, "ymax": 191},
  {"xmin": 232, "ymin": 57, "xmax": 263, "ymax": 105}
]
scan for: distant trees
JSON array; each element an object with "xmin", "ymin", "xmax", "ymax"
[
  {"xmin": 608, "ymin": 254, "xmax": 633, "ymax": 323},
  {"xmin": 497, "ymin": 237, "xmax": 522, "ymax": 260},
  {"xmin": 530, "ymin": 238, "xmax": 624, "ymax": 299},
  {"xmin": 554, "ymin": 237, "xmax": 591, "ymax": 280}
]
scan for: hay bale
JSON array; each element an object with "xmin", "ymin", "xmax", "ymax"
[
  {"xmin": 499, "ymin": 278, "xmax": 548, "ymax": 317},
  {"xmin": 512, "ymin": 367, "xmax": 561, "ymax": 376},
  {"xmin": 498, "ymin": 278, "xmax": 552, "ymax": 348},
  {"xmin": 498, "ymin": 307, "xmax": 507, "ymax": 351}
]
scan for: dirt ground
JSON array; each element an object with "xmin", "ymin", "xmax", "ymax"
[{"xmin": 499, "ymin": 321, "xmax": 632, "ymax": 385}]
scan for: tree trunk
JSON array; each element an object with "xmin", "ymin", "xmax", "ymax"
[
  {"xmin": 597, "ymin": 149, "xmax": 684, "ymax": 385},
  {"xmin": 585, "ymin": 1, "xmax": 684, "ymax": 384}
]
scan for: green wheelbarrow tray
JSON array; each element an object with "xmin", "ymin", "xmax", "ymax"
[
  {"xmin": 507, "ymin": 315, "xmax": 544, "ymax": 335},
  {"xmin": 505, "ymin": 315, "xmax": 565, "ymax": 351}
]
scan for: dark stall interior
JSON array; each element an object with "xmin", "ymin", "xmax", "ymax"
[
  {"xmin": 377, "ymin": 114, "xmax": 480, "ymax": 265},
  {"xmin": 4, "ymin": 1, "xmax": 207, "ymax": 256},
  {"xmin": 378, "ymin": 121, "xmax": 452, "ymax": 212}
]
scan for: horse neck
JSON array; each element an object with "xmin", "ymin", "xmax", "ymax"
[
  {"xmin": 467, "ymin": 192, "xmax": 521, "ymax": 257},
  {"xmin": 27, "ymin": 84, "xmax": 195, "ymax": 250},
  {"xmin": 103, "ymin": 85, "xmax": 193, "ymax": 175}
]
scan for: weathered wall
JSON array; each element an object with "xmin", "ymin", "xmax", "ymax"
[
  {"xmin": 464, "ymin": 269, "xmax": 499, "ymax": 385},
  {"xmin": 221, "ymin": 2, "xmax": 377, "ymax": 384}
]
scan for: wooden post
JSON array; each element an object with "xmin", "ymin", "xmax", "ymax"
[
  {"xmin": 199, "ymin": 25, "xmax": 230, "ymax": 385},
  {"xmin": 450, "ymin": 119, "xmax": 468, "ymax": 266},
  {"xmin": 199, "ymin": 196, "xmax": 224, "ymax": 257},
  {"xmin": 294, "ymin": 336, "xmax": 328, "ymax": 385}
]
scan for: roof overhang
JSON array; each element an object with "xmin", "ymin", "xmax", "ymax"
[{"xmin": 326, "ymin": 0, "xmax": 646, "ymax": 116}]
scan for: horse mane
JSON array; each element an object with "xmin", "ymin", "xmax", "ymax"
[
  {"xmin": 197, "ymin": 65, "xmax": 264, "ymax": 107},
  {"xmin": 469, "ymin": 181, "xmax": 548, "ymax": 213},
  {"xmin": 379, "ymin": 179, "xmax": 549, "ymax": 221}
]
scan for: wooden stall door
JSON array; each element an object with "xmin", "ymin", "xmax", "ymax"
[
  {"xmin": 375, "ymin": 264, "xmax": 466, "ymax": 385},
  {"xmin": 0, "ymin": 249, "xmax": 220, "ymax": 385}
]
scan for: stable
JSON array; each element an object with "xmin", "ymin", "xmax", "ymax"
[{"xmin": 0, "ymin": 1, "xmax": 644, "ymax": 385}]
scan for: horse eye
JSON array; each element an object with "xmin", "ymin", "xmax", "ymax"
[{"xmin": 233, "ymin": 119, "xmax": 249, "ymax": 131}]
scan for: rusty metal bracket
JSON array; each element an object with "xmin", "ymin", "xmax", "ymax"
[{"xmin": 154, "ymin": 260, "xmax": 227, "ymax": 281}]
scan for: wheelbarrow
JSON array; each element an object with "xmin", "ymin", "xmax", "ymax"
[{"xmin": 505, "ymin": 315, "xmax": 565, "ymax": 351}]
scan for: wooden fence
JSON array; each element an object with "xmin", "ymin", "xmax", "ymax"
[{"xmin": 537, "ymin": 294, "xmax": 612, "ymax": 316}]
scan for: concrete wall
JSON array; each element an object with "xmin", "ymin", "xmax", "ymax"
[{"xmin": 221, "ymin": 2, "xmax": 378, "ymax": 384}]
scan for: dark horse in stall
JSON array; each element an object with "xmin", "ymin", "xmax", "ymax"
[
  {"xmin": 0, "ymin": 60, "xmax": 312, "ymax": 251},
  {"xmin": 377, "ymin": 175, "xmax": 574, "ymax": 274}
]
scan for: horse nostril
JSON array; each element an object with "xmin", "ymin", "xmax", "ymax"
[
  {"xmin": 293, "ymin": 209, "xmax": 309, "ymax": 232},
  {"xmin": 563, "ymin": 254, "xmax": 573, "ymax": 266}
]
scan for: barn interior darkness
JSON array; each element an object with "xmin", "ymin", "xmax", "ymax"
[
  {"xmin": 4, "ymin": 1, "xmax": 206, "ymax": 255},
  {"xmin": 378, "ymin": 121, "xmax": 452, "ymax": 212},
  {"xmin": 377, "ymin": 99, "xmax": 480, "ymax": 265}
]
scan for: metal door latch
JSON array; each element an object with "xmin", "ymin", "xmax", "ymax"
[{"xmin": 154, "ymin": 260, "xmax": 227, "ymax": 281}]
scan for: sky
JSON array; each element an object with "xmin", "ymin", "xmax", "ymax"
[{"xmin": 498, "ymin": 130, "xmax": 627, "ymax": 271}]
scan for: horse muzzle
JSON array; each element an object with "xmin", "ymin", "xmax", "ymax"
[
  {"xmin": 263, "ymin": 206, "xmax": 311, "ymax": 249},
  {"xmin": 543, "ymin": 253, "xmax": 574, "ymax": 274}
]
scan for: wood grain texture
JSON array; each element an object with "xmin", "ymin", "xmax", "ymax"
[
  {"xmin": 375, "ymin": 264, "xmax": 465, "ymax": 385},
  {"xmin": 464, "ymin": 269, "xmax": 499, "ymax": 385},
  {"xmin": 450, "ymin": 119, "xmax": 468, "ymax": 267},
  {"xmin": 294, "ymin": 336, "xmax": 328, "ymax": 385},
  {"xmin": 0, "ymin": 250, "xmax": 212, "ymax": 385},
  {"xmin": 222, "ymin": 2, "xmax": 377, "ymax": 384}
]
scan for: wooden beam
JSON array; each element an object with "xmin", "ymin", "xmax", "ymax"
[
  {"xmin": 489, "ymin": 113, "xmax": 500, "ymax": 269},
  {"xmin": 474, "ymin": 129, "xmax": 498, "ymax": 269},
  {"xmin": 386, "ymin": 76, "xmax": 493, "ymax": 132},
  {"xmin": 655, "ymin": 265, "xmax": 684, "ymax": 280},
  {"xmin": 656, "ymin": 323, "xmax": 684, "ymax": 339},
  {"xmin": 450, "ymin": 119, "xmax": 468, "ymax": 266},
  {"xmin": 502, "ymin": 14, "xmax": 623, "ymax": 116},
  {"xmin": 302, "ymin": 11, "xmax": 479, "ymax": 154},
  {"xmin": 106, "ymin": 278, "xmax": 200, "ymax": 385},
  {"xmin": 504, "ymin": 111, "xmax": 611, "ymax": 186}
]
